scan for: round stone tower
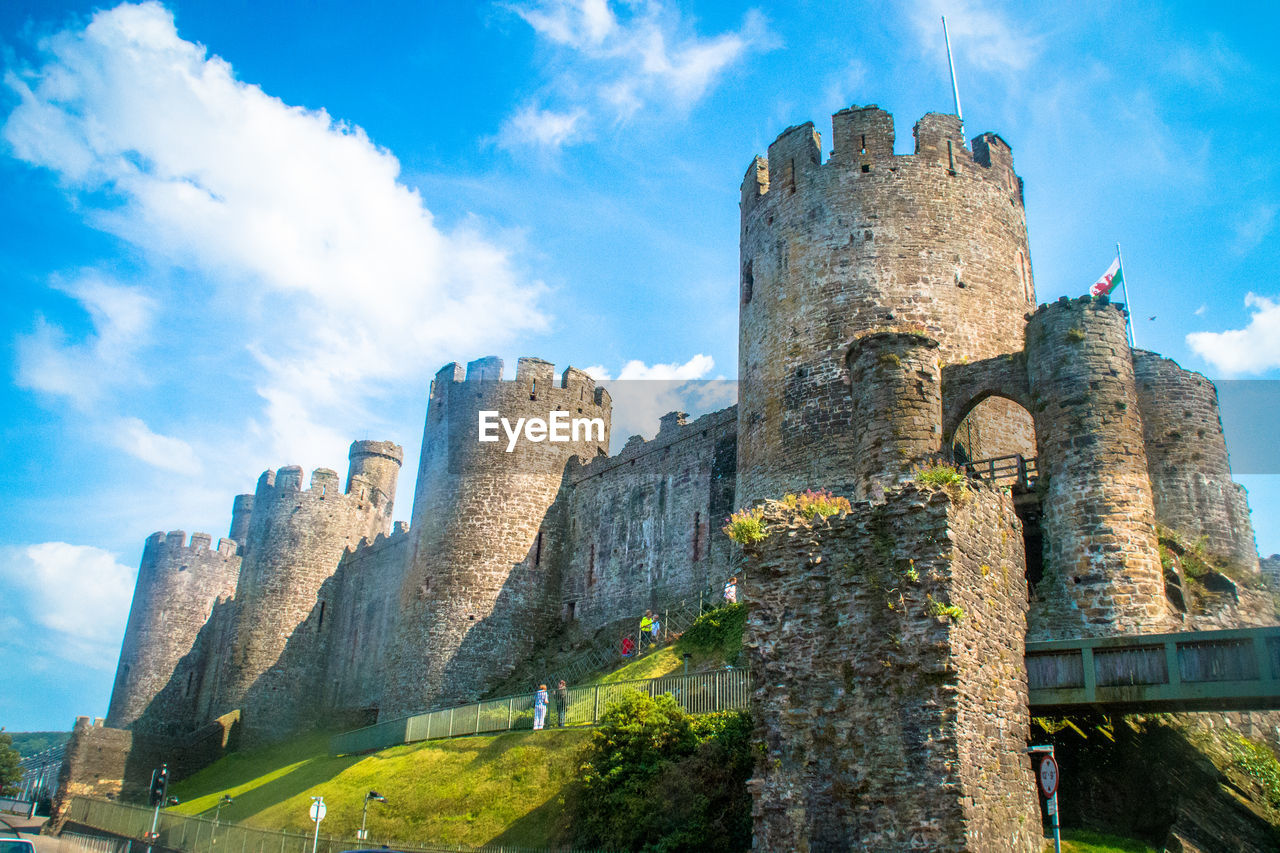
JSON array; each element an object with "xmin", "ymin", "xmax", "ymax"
[
  {"xmin": 845, "ymin": 331, "xmax": 943, "ymax": 497},
  {"xmin": 218, "ymin": 441, "xmax": 401, "ymax": 743},
  {"xmin": 105, "ymin": 529, "xmax": 240, "ymax": 730},
  {"xmin": 1025, "ymin": 296, "xmax": 1174, "ymax": 638},
  {"xmin": 737, "ymin": 106, "xmax": 1036, "ymax": 503},
  {"xmin": 380, "ymin": 356, "xmax": 611, "ymax": 719},
  {"xmin": 229, "ymin": 494, "xmax": 254, "ymax": 546},
  {"xmin": 1133, "ymin": 351, "xmax": 1258, "ymax": 572}
]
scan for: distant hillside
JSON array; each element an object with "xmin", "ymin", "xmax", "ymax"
[{"xmin": 8, "ymin": 731, "xmax": 70, "ymax": 758}]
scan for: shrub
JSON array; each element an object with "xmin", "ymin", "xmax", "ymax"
[
  {"xmin": 782, "ymin": 488, "xmax": 852, "ymax": 521},
  {"xmin": 568, "ymin": 694, "xmax": 752, "ymax": 851},
  {"xmin": 722, "ymin": 507, "xmax": 767, "ymax": 545},
  {"xmin": 678, "ymin": 603, "xmax": 747, "ymax": 662},
  {"xmin": 926, "ymin": 595, "xmax": 965, "ymax": 622},
  {"xmin": 914, "ymin": 463, "xmax": 966, "ymax": 489}
]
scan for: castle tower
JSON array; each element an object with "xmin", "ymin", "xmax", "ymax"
[
  {"xmin": 1133, "ymin": 351, "xmax": 1259, "ymax": 573},
  {"xmin": 737, "ymin": 106, "xmax": 1036, "ymax": 503},
  {"xmin": 845, "ymin": 332, "xmax": 943, "ymax": 497},
  {"xmin": 1025, "ymin": 297, "xmax": 1174, "ymax": 637},
  {"xmin": 105, "ymin": 530, "xmax": 240, "ymax": 730},
  {"xmin": 380, "ymin": 356, "xmax": 611, "ymax": 718},
  {"xmin": 218, "ymin": 441, "xmax": 401, "ymax": 743}
]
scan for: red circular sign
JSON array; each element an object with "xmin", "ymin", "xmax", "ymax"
[{"xmin": 1038, "ymin": 754, "xmax": 1060, "ymax": 798}]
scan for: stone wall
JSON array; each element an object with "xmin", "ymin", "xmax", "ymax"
[
  {"xmin": 50, "ymin": 718, "xmax": 134, "ymax": 825},
  {"xmin": 105, "ymin": 530, "xmax": 240, "ymax": 731},
  {"xmin": 380, "ymin": 357, "xmax": 612, "ymax": 717},
  {"xmin": 743, "ymin": 482, "xmax": 1039, "ymax": 851},
  {"xmin": 1133, "ymin": 351, "xmax": 1259, "ymax": 573},
  {"xmin": 557, "ymin": 407, "xmax": 737, "ymax": 633},
  {"xmin": 737, "ymin": 106, "xmax": 1036, "ymax": 505},
  {"xmin": 1025, "ymin": 296, "xmax": 1173, "ymax": 638}
]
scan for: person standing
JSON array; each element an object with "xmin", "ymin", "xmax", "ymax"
[
  {"xmin": 639, "ymin": 611, "xmax": 654, "ymax": 649},
  {"xmin": 533, "ymin": 684, "xmax": 548, "ymax": 730},
  {"xmin": 724, "ymin": 576, "xmax": 738, "ymax": 605},
  {"xmin": 554, "ymin": 679, "xmax": 569, "ymax": 727}
]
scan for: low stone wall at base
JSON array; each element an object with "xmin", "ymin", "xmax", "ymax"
[{"xmin": 743, "ymin": 482, "xmax": 1040, "ymax": 852}]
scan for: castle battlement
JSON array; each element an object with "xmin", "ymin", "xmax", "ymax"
[
  {"xmin": 430, "ymin": 355, "xmax": 611, "ymax": 412},
  {"xmin": 144, "ymin": 530, "xmax": 238, "ymax": 559},
  {"xmin": 741, "ymin": 107, "xmax": 1021, "ymax": 216},
  {"xmin": 341, "ymin": 520, "xmax": 411, "ymax": 561},
  {"xmin": 569, "ymin": 405, "xmax": 737, "ymax": 484}
]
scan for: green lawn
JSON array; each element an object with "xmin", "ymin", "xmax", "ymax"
[
  {"xmin": 1050, "ymin": 829, "xmax": 1157, "ymax": 852},
  {"xmin": 169, "ymin": 728, "xmax": 589, "ymax": 848}
]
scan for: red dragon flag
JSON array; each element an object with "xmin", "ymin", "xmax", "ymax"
[{"xmin": 1090, "ymin": 256, "xmax": 1123, "ymax": 297}]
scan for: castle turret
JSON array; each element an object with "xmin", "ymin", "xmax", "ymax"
[
  {"xmin": 1025, "ymin": 297, "xmax": 1174, "ymax": 637},
  {"xmin": 737, "ymin": 107, "xmax": 1036, "ymax": 503},
  {"xmin": 845, "ymin": 332, "xmax": 943, "ymax": 497},
  {"xmin": 229, "ymin": 494, "xmax": 253, "ymax": 546},
  {"xmin": 105, "ymin": 531, "xmax": 240, "ymax": 730},
  {"xmin": 218, "ymin": 443, "xmax": 401, "ymax": 743},
  {"xmin": 380, "ymin": 356, "xmax": 611, "ymax": 718},
  {"xmin": 1133, "ymin": 351, "xmax": 1259, "ymax": 573}
]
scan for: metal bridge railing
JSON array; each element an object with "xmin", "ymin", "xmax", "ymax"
[
  {"xmin": 331, "ymin": 666, "xmax": 752, "ymax": 756},
  {"xmin": 1027, "ymin": 625, "xmax": 1280, "ymax": 713},
  {"xmin": 959, "ymin": 454, "xmax": 1038, "ymax": 492}
]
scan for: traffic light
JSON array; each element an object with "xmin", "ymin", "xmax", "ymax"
[{"xmin": 148, "ymin": 764, "xmax": 169, "ymax": 807}]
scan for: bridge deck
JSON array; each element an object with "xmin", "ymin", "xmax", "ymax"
[{"xmin": 1027, "ymin": 625, "xmax": 1280, "ymax": 714}]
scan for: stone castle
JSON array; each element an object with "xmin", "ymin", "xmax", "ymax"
[{"xmin": 84, "ymin": 105, "xmax": 1268, "ymax": 847}]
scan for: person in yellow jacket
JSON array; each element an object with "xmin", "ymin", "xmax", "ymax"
[{"xmin": 639, "ymin": 610, "xmax": 654, "ymax": 649}]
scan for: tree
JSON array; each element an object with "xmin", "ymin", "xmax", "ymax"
[{"xmin": 0, "ymin": 730, "xmax": 24, "ymax": 797}]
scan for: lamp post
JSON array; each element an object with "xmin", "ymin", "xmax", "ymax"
[{"xmin": 358, "ymin": 791, "xmax": 385, "ymax": 841}]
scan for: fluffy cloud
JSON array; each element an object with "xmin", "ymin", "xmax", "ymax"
[
  {"xmin": 4, "ymin": 1, "xmax": 547, "ymax": 466},
  {"xmin": 110, "ymin": 417, "xmax": 203, "ymax": 475},
  {"xmin": 0, "ymin": 542, "xmax": 136, "ymax": 669},
  {"xmin": 499, "ymin": 0, "xmax": 771, "ymax": 149},
  {"xmin": 16, "ymin": 272, "xmax": 154, "ymax": 406},
  {"xmin": 1187, "ymin": 293, "xmax": 1280, "ymax": 375}
]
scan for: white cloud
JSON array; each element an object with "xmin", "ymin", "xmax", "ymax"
[
  {"xmin": 15, "ymin": 272, "xmax": 154, "ymax": 405},
  {"xmin": 1187, "ymin": 293, "xmax": 1280, "ymax": 375},
  {"xmin": 501, "ymin": 0, "xmax": 772, "ymax": 149},
  {"xmin": 498, "ymin": 104, "xmax": 588, "ymax": 150},
  {"xmin": 1231, "ymin": 203, "xmax": 1277, "ymax": 255},
  {"xmin": 4, "ymin": 1, "xmax": 547, "ymax": 465},
  {"xmin": 0, "ymin": 542, "xmax": 135, "ymax": 669},
  {"xmin": 615, "ymin": 353, "xmax": 714, "ymax": 380},
  {"xmin": 1194, "ymin": 304, "xmax": 1207, "ymax": 316},
  {"xmin": 110, "ymin": 417, "xmax": 203, "ymax": 475},
  {"xmin": 907, "ymin": 0, "xmax": 1041, "ymax": 74}
]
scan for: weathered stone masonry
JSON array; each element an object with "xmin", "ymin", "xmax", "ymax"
[{"xmin": 743, "ymin": 484, "xmax": 1040, "ymax": 852}]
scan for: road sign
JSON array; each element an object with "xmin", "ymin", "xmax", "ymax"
[
  {"xmin": 1046, "ymin": 794, "xmax": 1058, "ymax": 816},
  {"xmin": 309, "ymin": 800, "xmax": 326, "ymax": 822},
  {"xmin": 1038, "ymin": 754, "xmax": 1060, "ymax": 798}
]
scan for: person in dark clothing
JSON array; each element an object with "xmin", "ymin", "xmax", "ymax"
[{"xmin": 554, "ymin": 679, "xmax": 569, "ymax": 727}]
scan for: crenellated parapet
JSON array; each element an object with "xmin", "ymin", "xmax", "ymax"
[
  {"xmin": 737, "ymin": 105, "xmax": 1035, "ymax": 504},
  {"xmin": 105, "ymin": 528, "xmax": 240, "ymax": 731}
]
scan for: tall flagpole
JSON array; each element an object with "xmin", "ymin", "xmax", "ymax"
[
  {"xmin": 942, "ymin": 16, "xmax": 964, "ymax": 126},
  {"xmin": 1116, "ymin": 241, "xmax": 1136, "ymax": 349}
]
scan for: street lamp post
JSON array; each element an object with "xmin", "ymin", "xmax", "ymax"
[{"xmin": 358, "ymin": 791, "xmax": 385, "ymax": 841}]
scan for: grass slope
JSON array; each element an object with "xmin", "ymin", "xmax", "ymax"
[{"xmin": 170, "ymin": 729, "xmax": 588, "ymax": 848}]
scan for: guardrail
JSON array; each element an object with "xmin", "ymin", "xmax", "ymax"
[
  {"xmin": 0, "ymin": 796, "xmax": 36, "ymax": 818},
  {"xmin": 61, "ymin": 797, "xmax": 568, "ymax": 853},
  {"xmin": 1027, "ymin": 625, "xmax": 1280, "ymax": 713},
  {"xmin": 959, "ymin": 454, "xmax": 1039, "ymax": 492},
  {"xmin": 331, "ymin": 666, "xmax": 752, "ymax": 756}
]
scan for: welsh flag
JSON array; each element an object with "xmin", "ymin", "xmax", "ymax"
[{"xmin": 1090, "ymin": 256, "xmax": 1123, "ymax": 296}]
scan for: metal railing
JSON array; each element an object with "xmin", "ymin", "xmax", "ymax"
[
  {"xmin": 57, "ymin": 831, "xmax": 134, "ymax": 853},
  {"xmin": 959, "ymin": 454, "xmax": 1038, "ymax": 492},
  {"xmin": 1027, "ymin": 625, "xmax": 1280, "ymax": 713},
  {"xmin": 61, "ymin": 797, "xmax": 595, "ymax": 853},
  {"xmin": 331, "ymin": 666, "xmax": 752, "ymax": 756}
]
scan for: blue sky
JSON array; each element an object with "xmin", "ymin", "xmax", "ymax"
[{"xmin": 1, "ymin": 0, "xmax": 1277, "ymax": 733}]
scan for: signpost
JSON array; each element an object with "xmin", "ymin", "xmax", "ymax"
[
  {"xmin": 1027, "ymin": 745, "xmax": 1061, "ymax": 853},
  {"xmin": 309, "ymin": 796, "xmax": 326, "ymax": 853}
]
